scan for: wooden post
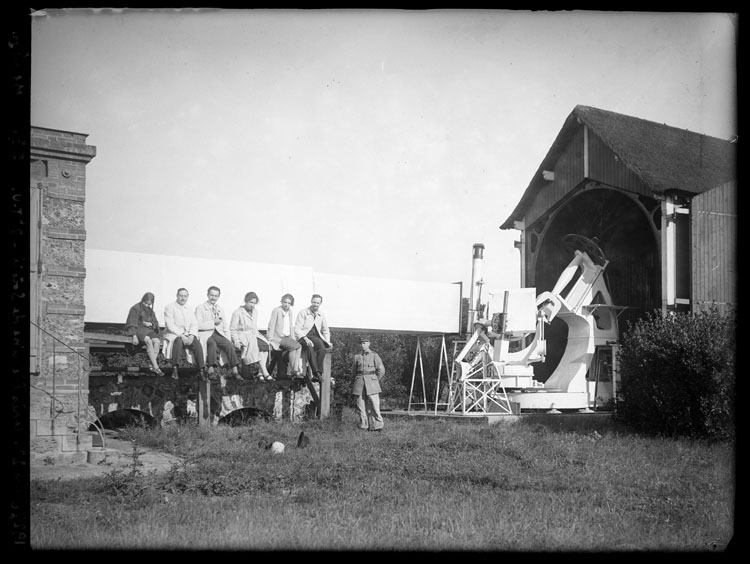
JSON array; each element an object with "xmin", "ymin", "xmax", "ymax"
[
  {"xmin": 301, "ymin": 350, "xmax": 331, "ymax": 420},
  {"xmin": 198, "ymin": 379, "xmax": 211, "ymax": 429},
  {"xmin": 407, "ymin": 337, "xmax": 421, "ymax": 412},
  {"xmin": 419, "ymin": 338, "xmax": 427, "ymax": 412},
  {"xmin": 303, "ymin": 366, "xmax": 320, "ymax": 411},
  {"xmin": 433, "ymin": 335, "xmax": 449, "ymax": 414},
  {"xmin": 318, "ymin": 351, "xmax": 331, "ymax": 419}
]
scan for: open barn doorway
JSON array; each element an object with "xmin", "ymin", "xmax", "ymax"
[{"xmin": 531, "ymin": 188, "xmax": 660, "ymax": 382}]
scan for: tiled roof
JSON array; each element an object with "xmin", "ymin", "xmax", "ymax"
[
  {"xmin": 576, "ymin": 105, "xmax": 736, "ymax": 194},
  {"xmin": 500, "ymin": 105, "xmax": 737, "ymax": 229}
]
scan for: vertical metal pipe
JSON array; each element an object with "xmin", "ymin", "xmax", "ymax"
[{"xmin": 466, "ymin": 243, "xmax": 485, "ymax": 334}]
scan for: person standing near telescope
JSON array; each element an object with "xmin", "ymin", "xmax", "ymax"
[{"xmin": 351, "ymin": 335, "xmax": 386, "ymax": 432}]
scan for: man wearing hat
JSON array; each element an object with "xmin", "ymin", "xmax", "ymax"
[{"xmin": 351, "ymin": 335, "xmax": 386, "ymax": 432}]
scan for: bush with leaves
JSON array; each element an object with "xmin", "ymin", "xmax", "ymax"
[{"xmin": 615, "ymin": 307, "xmax": 735, "ymax": 441}]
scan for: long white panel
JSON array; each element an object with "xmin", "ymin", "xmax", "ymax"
[
  {"xmin": 85, "ymin": 249, "xmax": 314, "ymax": 328},
  {"xmin": 313, "ymin": 272, "xmax": 461, "ymax": 333},
  {"xmin": 85, "ymin": 249, "xmax": 461, "ymax": 333}
]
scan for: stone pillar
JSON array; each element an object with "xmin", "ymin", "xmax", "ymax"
[{"xmin": 30, "ymin": 127, "xmax": 96, "ymax": 461}]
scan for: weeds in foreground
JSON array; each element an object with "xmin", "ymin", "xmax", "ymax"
[
  {"xmin": 102, "ymin": 440, "xmax": 158, "ymax": 509},
  {"xmin": 30, "ymin": 411, "xmax": 735, "ymax": 551}
]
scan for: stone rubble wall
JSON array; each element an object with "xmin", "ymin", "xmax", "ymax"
[
  {"xmin": 30, "ymin": 127, "xmax": 96, "ymax": 460},
  {"xmin": 89, "ymin": 371, "xmax": 320, "ymax": 426}
]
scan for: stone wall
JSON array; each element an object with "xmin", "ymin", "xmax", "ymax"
[
  {"xmin": 88, "ymin": 345, "xmax": 328, "ymax": 425},
  {"xmin": 30, "ymin": 127, "xmax": 96, "ymax": 461},
  {"xmin": 88, "ymin": 371, "xmax": 320, "ymax": 426}
]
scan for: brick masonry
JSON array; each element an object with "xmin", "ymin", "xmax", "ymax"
[{"xmin": 30, "ymin": 126, "xmax": 96, "ymax": 460}]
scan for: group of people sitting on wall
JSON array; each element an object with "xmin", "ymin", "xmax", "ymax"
[
  {"xmin": 125, "ymin": 287, "xmax": 331, "ymax": 383},
  {"xmin": 127, "ymin": 286, "xmax": 389, "ymax": 432}
]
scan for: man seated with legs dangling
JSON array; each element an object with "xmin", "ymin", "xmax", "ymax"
[
  {"xmin": 195, "ymin": 285, "xmax": 243, "ymax": 381},
  {"xmin": 163, "ymin": 288, "xmax": 207, "ymax": 381},
  {"xmin": 294, "ymin": 293, "xmax": 332, "ymax": 382}
]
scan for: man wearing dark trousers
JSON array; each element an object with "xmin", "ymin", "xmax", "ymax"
[
  {"xmin": 163, "ymin": 288, "xmax": 206, "ymax": 380},
  {"xmin": 351, "ymin": 335, "xmax": 386, "ymax": 431},
  {"xmin": 195, "ymin": 286, "xmax": 242, "ymax": 381},
  {"xmin": 294, "ymin": 293, "xmax": 331, "ymax": 381}
]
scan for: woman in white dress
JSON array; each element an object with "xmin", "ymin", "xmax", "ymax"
[{"xmin": 230, "ymin": 291, "xmax": 272, "ymax": 381}]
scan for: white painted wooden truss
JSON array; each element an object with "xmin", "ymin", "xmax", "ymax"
[{"xmin": 445, "ymin": 329, "xmax": 515, "ymax": 415}]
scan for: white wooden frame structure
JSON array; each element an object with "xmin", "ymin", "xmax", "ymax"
[
  {"xmin": 407, "ymin": 335, "xmax": 452, "ymax": 413},
  {"xmin": 446, "ymin": 330, "xmax": 515, "ymax": 415},
  {"xmin": 407, "ymin": 330, "xmax": 515, "ymax": 416}
]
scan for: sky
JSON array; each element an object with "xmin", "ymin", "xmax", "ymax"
[{"xmin": 30, "ymin": 9, "xmax": 737, "ymax": 296}]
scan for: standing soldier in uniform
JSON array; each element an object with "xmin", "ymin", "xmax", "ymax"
[{"xmin": 351, "ymin": 335, "xmax": 386, "ymax": 432}]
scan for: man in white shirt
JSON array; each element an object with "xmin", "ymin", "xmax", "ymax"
[
  {"xmin": 294, "ymin": 293, "xmax": 331, "ymax": 381},
  {"xmin": 195, "ymin": 286, "xmax": 242, "ymax": 380},
  {"xmin": 163, "ymin": 288, "xmax": 206, "ymax": 380}
]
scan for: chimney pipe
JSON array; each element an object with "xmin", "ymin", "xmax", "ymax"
[{"xmin": 467, "ymin": 243, "xmax": 485, "ymax": 334}]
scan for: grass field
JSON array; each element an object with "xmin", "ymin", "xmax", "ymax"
[{"xmin": 29, "ymin": 409, "xmax": 734, "ymax": 551}]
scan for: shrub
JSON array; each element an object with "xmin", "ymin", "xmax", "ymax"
[
  {"xmin": 103, "ymin": 441, "xmax": 163, "ymax": 509},
  {"xmin": 615, "ymin": 307, "xmax": 735, "ymax": 441}
]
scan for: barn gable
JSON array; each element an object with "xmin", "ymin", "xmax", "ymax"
[
  {"xmin": 501, "ymin": 105, "xmax": 737, "ymax": 232},
  {"xmin": 498, "ymin": 105, "xmax": 736, "ymax": 382}
]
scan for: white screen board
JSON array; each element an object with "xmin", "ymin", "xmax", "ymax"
[
  {"xmin": 85, "ymin": 249, "xmax": 461, "ymax": 334},
  {"xmin": 314, "ymin": 272, "xmax": 461, "ymax": 333}
]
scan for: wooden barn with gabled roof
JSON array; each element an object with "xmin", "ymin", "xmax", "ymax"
[{"xmin": 500, "ymin": 105, "xmax": 736, "ymax": 380}]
